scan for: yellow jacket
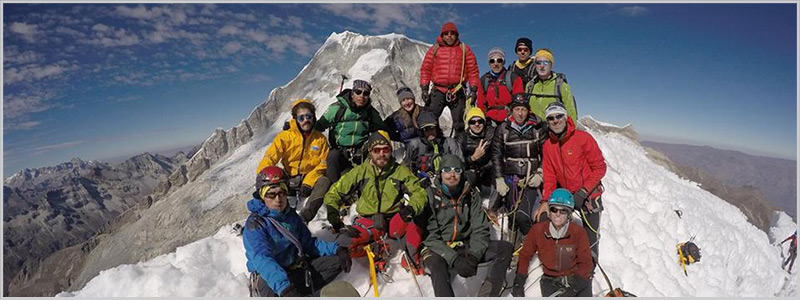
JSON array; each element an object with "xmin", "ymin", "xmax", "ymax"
[{"xmin": 256, "ymin": 120, "xmax": 329, "ymax": 188}]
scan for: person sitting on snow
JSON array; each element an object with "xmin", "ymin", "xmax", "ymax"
[
  {"xmin": 323, "ymin": 131, "xmax": 428, "ymax": 271},
  {"xmin": 404, "ymin": 110, "xmax": 462, "ymax": 188},
  {"xmin": 243, "ymin": 166, "xmax": 351, "ymax": 297},
  {"xmin": 383, "ymin": 86, "xmax": 423, "ymax": 145},
  {"xmin": 512, "ymin": 188, "xmax": 593, "ymax": 297},
  {"xmin": 422, "ymin": 155, "xmax": 513, "ymax": 297},
  {"xmin": 256, "ymin": 99, "xmax": 331, "ymax": 223}
]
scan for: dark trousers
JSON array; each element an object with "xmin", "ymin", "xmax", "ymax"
[
  {"xmin": 424, "ymin": 240, "xmax": 513, "ymax": 297},
  {"xmin": 249, "ymin": 255, "xmax": 342, "ymax": 297},
  {"xmin": 298, "ymin": 177, "xmax": 332, "ymax": 223},
  {"xmin": 540, "ymin": 274, "xmax": 591, "ymax": 297},
  {"xmin": 426, "ymin": 89, "xmax": 466, "ymax": 137},
  {"xmin": 325, "ymin": 148, "xmax": 362, "ymax": 183},
  {"xmin": 491, "ymin": 184, "xmax": 541, "ymax": 239},
  {"xmin": 783, "ymin": 246, "xmax": 797, "ymax": 272}
]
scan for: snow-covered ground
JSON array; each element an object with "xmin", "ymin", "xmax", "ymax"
[{"xmin": 57, "ymin": 121, "xmax": 797, "ymax": 297}]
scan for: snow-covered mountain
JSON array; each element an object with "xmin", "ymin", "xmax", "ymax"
[{"xmin": 57, "ymin": 116, "xmax": 798, "ymax": 297}]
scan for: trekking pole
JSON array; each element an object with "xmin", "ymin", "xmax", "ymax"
[
  {"xmin": 338, "ymin": 74, "xmax": 348, "ymax": 93},
  {"xmin": 395, "ymin": 232, "xmax": 424, "ymax": 297}
]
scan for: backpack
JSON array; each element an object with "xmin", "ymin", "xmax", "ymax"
[
  {"xmin": 479, "ymin": 70, "xmax": 514, "ymax": 100},
  {"xmin": 528, "ymin": 72, "xmax": 578, "ymax": 116},
  {"xmin": 327, "ymin": 102, "xmax": 371, "ymax": 149}
]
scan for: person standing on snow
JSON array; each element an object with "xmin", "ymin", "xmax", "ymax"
[
  {"xmin": 476, "ymin": 47, "xmax": 524, "ymax": 126},
  {"xmin": 534, "ymin": 102, "xmax": 607, "ymax": 276},
  {"xmin": 419, "ymin": 21, "xmax": 480, "ymax": 137},
  {"xmin": 315, "ymin": 79, "xmax": 385, "ymax": 183},
  {"xmin": 512, "ymin": 188, "xmax": 593, "ymax": 297},
  {"xmin": 526, "ymin": 48, "xmax": 578, "ymax": 122},
  {"xmin": 404, "ymin": 110, "xmax": 463, "ymax": 188},
  {"xmin": 507, "ymin": 37, "xmax": 536, "ymax": 88},
  {"xmin": 243, "ymin": 166, "xmax": 351, "ymax": 297},
  {"xmin": 256, "ymin": 99, "xmax": 331, "ymax": 223},
  {"xmin": 488, "ymin": 94, "xmax": 548, "ymax": 241},
  {"xmin": 323, "ymin": 131, "xmax": 428, "ymax": 270},
  {"xmin": 422, "ymin": 155, "xmax": 514, "ymax": 297},
  {"xmin": 383, "ymin": 86, "xmax": 423, "ymax": 145},
  {"xmin": 781, "ymin": 230, "xmax": 797, "ymax": 273}
]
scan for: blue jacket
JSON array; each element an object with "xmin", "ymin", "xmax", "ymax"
[{"xmin": 242, "ymin": 198, "xmax": 339, "ymax": 295}]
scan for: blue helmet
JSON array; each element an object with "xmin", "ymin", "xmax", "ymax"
[{"xmin": 549, "ymin": 188, "xmax": 575, "ymax": 210}]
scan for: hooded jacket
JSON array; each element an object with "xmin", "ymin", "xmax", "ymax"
[
  {"xmin": 491, "ymin": 114, "xmax": 548, "ymax": 178},
  {"xmin": 516, "ymin": 220, "xmax": 593, "ymax": 280},
  {"xmin": 242, "ymin": 198, "xmax": 339, "ymax": 295},
  {"xmin": 323, "ymin": 159, "xmax": 426, "ymax": 217},
  {"xmin": 256, "ymin": 120, "xmax": 329, "ymax": 188},
  {"xmin": 419, "ymin": 24, "xmax": 480, "ymax": 93},
  {"xmin": 423, "ymin": 178, "xmax": 489, "ymax": 266},
  {"xmin": 458, "ymin": 122, "xmax": 496, "ymax": 174},
  {"xmin": 315, "ymin": 89, "xmax": 384, "ymax": 148},
  {"xmin": 541, "ymin": 117, "xmax": 607, "ymax": 202}
]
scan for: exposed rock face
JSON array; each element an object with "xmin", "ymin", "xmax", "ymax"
[{"xmin": 3, "ymin": 151, "xmax": 191, "ymax": 296}]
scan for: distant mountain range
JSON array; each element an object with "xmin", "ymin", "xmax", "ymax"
[
  {"xmin": 3, "ymin": 149, "xmax": 197, "ymax": 296},
  {"xmin": 641, "ymin": 141, "xmax": 796, "ymax": 223}
]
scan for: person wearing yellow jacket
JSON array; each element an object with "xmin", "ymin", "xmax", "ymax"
[
  {"xmin": 256, "ymin": 99, "xmax": 331, "ymax": 223},
  {"xmin": 526, "ymin": 48, "xmax": 578, "ymax": 122}
]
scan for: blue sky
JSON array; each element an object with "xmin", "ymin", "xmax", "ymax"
[{"xmin": 3, "ymin": 3, "xmax": 797, "ymax": 176}]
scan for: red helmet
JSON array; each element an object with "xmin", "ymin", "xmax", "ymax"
[{"xmin": 255, "ymin": 166, "xmax": 287, "ymax": 192}]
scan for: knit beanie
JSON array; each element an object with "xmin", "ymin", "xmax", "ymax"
[
  {"xmin": 365, "ymin": 130, "xmax": 392, "ymax": 151},
  {"xmin": 487, "ymin": 47, "xmax": 506, "ymax": 61},
  {"xmin": 440, "ymin": 22, "xmax": 459, "ymax": 36},
  {"xmin": 353, "ymin": 79, "xmax": 372, "ymax": 92},
  {"xmin": 396, "ymin": 86, "xmax": 415, "ymax": 102},
  {"xmin": 535, "ymin": 48, "xmax": 554, "ymax": 64},
  {"xmin": 438, "ymin": 154, "xmax": 465, "ymax": 174},
  {"xmin": 515, "ymin": 37, "xmax": 533, "ymax": 51},
  {"xmin": 544, "ymin": 102, "xmax": 568, "ymax": 118},
  {"xmin": 417, "ymin": 110, "xmax": 439, "ymax": 129},
  {"xmin": 509, "ymin": 93, "xmax": 530, "ymax": 109}
]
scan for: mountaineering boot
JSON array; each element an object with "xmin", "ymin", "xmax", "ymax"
[{"xmin": 477, "ymin": 277, "xmax": 504, "ymax": 297}]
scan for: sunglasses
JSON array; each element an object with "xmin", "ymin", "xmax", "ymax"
[
  {"xmin": 441, "ymin": 166, "xmax": 463, "ymax": 174},
  {"xmin": 442, "ymin": 31, "xmax": 457, "ymax": 36},
  {"xmin": 263, "ymin": 190, "xmax": 287, "ymax": 200},
  {"xmin": 489, "ymin": 58, "xmax": 504, "ymax": 64},
  {"xmin": 296, "ymin": 113, "xmax": 314, "ymax": 122},
  {"xmin": 516, "ymin": 47, "xmax": 530, "ymax": 53},
  {"xmin": 353, "ymin": 89, "xmax": 371, "ymax": 97},
  {"xmin": 534, "ymin": 60, "xmax": 551, "ymax": 66},
  {"xmin": 549, "ymin": 206, "xmax": 571, "ymax": 215},
  {"xmin": 468, "ymin": 119, "xmax": 485, "ymax": 125},
  {"xmin": 546, "ymin": 114, "xmax": 565, "ymax": 121},
  {"xmin": 371, "ymin": 147, "xmax": 391, "ymax": 154}
]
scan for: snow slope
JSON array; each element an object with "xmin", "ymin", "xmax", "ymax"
[{"xmin": 57, "ymin": 118, "xmax": 797, "ymax": 297}]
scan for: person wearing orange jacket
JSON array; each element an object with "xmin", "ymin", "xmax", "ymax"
[
  {"xmin": 256, "ymin": 99, "xmax": 331, "ymax": 223},
  {"xmin": 419, "ymin": 21, "xmax": 480, "ymax": 137},
  {"xmin": 534, "ymin": 102, "xmax": 607, "ymax": 276},
  {"xmin": 512, "ymin": 188, "xmax": 593, "ymax": 297}
]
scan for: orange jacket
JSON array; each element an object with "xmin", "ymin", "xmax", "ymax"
[
  {"xmin": 256, "ymin": 120, "xmax": 329, "ymax": 188},
  {"xmin": 542, "ymin": 117, "xmax": 607, "ymax": 202},
  {"xmin": 419, "ymin": 36, "xmax": 480, "ymax": 93}
]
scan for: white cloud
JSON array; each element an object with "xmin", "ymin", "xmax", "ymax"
[
  {"xmin": 3, "ymin": 90, "xmax": 56, "ymax": 120},
  {"xmin": 33, "ymin": 140, "xmax": 85, "ymax": 152},
  {"xmin": 89, "ymin": 26, "xmax": 141, "ymax": 47},
  {"xmin": 55, "ymin": 26, "xmax": 87, "ymax": 38},
  {"xmin": 3, "ymin": 47, "xmax": 43, "ymax": 66},
  {"xmin": 5, "ymin": 121, "xmax": 42, "ymax": 131},
  {"xmin": 217, "ymin": 24, "xmax": 240, "ymax": 36},
  {"xmin": 92, "ymin": 23, "xmax": 111, "ymax": 32},
  {"xmin": 222, "ymin": 41, "xmax": 243, "ymax": 54},
  {"xmin": 4, "ymin": 61, "xmax": 79, "ymax": 85},
  {"xmin": 246, "ymin": 30, "xmax": 269, "ymax": 43},
  {"xmin": 287, "ymin": 16, "xmax": 303, "ymax": 29},
  {"xmin": 264, "ymin": 32, "xmax": 316, "ymax": 56},
  {"xmin": 618, "ymin": 6, "xmax": 649, "ymax": 17},
  {"xmin": 320, "ymin": 4, "xmax": 443, "ymax": 32},
  {"xmin": 9, "ymin": 22, "xmax": 41, "ymax": 43},
  {"xmin": 115, "ymin": 5, "xmax": 162, "ymax": 20}
]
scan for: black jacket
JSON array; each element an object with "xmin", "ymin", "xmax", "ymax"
[
  {"xmin": 458, "ymin": 124, "xmax": 496, "ymax": 174},
  {"xmin": 491, "ymin": 115, "xmax": 548, "ymax": 178}
]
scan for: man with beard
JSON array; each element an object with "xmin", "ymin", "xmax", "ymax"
[
  {"xmin": 404, "ymin": 110, "xmax": 463, "ymax": 188},
  {"xmin": 323, "ymin": 131, "xmax": 428, "ymax": 272},
  {"xmin": 257, "ymin": 99, "xmax": 331, "ymax": 223},
  {"xmin": 422, "ymin": 155, "xmax": 513, "ymax": 297},
  {"xmin": 244, "ymin": 166, "xmax": 351, "ymax": 297},
  {"xmin": 316, "ymin": 79, "xmax": 385, "ymax": 183}
]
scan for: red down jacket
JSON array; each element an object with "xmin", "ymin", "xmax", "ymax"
[
  {"xmin": 476, "ymin": 69, "xmax": 524, "ymax": 123},
  {"xmin": 541, "ymin": 117, "xmax": 607, "ymax": 202},
  {"xmin": 419, "ymin": 36, "xmax": 480, "ymax": 93}
]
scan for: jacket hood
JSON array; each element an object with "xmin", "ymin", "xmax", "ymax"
[{"xmin": 247, "ymin": 198, "xmax": 287, "ymax": 218}]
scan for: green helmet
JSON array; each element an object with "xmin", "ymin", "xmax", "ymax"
[{"xmin": 549, "ymin": 188, "xmax": 574, "ymax": 210}]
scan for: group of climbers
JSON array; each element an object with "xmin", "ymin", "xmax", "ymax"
[{"xmin": 243, "ymin": 20, "xmax": 608, "ymax": 297}]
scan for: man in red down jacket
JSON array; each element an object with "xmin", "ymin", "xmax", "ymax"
[
  {"xmin": 419, "ymin": 21, "xmax": 480, "ymax": 137},
  {"xmin": 534, "ymin": 102, "xmax": 606, "ymax": 276},
  {"xmin": 476, "ymin": 47, "xmax": 524, "ymax": 126}
]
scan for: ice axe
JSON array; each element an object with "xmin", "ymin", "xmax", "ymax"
[{"xmin": 339, "ymin": 74, "xmax": 348, "ymax": 93}]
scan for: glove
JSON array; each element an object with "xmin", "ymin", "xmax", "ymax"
[
  {"xmin": 337, "ymin": 247, "xmax": 352, "ymax": 273},
  {"xmin": 326, "ymin": 205, "xmax": 344, "ymax": 232},
  {"xmin": 527, "ymin": 168, "xmax": 543, "ymax": 188},
  {"xmin": 511, "ymin": 273, "xmax": 528, "ymax": 297},
  {"xmin": 453, "ymin": 252, "xmax": 480, "ymax": 278},
  {"xmin": 298, "ymin": 184, "xmax": 312, "ymax": 198},
  {"xmin": 280, "ymin": 284, "xmax": 301, "ymax": 297},
  {"xmin": 573, "ymin": 189, "xmax": 588, "ymax": 210},
  {"xmin": 420, "ymin": 85, "xmax": 430, "ymax": 106},
  {"xmin": 342, "ymin": 225, "xmax": 361, "ymax": 238},
  {"xmin": 400, "ymin": 205, "xmax": 416, "ymax": 222},
  {"xmin": 495, "ymin": 177, "xmax": 509, "ymax": 196}
]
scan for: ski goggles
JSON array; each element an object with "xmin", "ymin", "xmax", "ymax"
[
  {"xmin": 534, "ymin": 60, "xmax": 551, "ymax": 66},
  {"xmin": 488, "ymin": 58, "xmax": 504, "ymax": 65},
  {"xmin": 353, "ymin": 89, "xmax": 371, "ymax": 97},
  {"xmin": 549, "ymin": 207, "xmax": 571, "ymax": 215},
  {"xmin": 441, "ymin": 166, "xmax": 463, "ymax": 174},
  {"xmin": 547, "ymin": 114, "xmax": 565, "ymax": 121},
  {"xmin": 296, "ymin": 113, "xmax": 314, "ymax": 122}
]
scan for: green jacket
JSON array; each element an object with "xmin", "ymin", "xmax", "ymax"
[
  {"xmin": 315, "ymin": 89, "xmax": 384, "ymax": 148},
  {"xmin": 422, "ymin": 179, "xmax": 489, "ymax": 266},
  {"xmin": 526, "ymin": 72, "xmax": 578, "ymax": 121},
  {"xmin": 324, "ymin": 160, "xmax": 426, "ymax": 217}
]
